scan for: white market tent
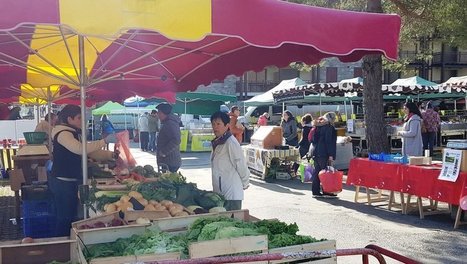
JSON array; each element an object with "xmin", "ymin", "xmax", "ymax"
[{"xmin": 244, "ymin": 78, "xmax": 307, "ymax": 106}]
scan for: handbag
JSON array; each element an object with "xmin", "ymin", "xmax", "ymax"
[{"xmin": 318, "ymin": 166, "xmax": 343, "ymax": 193}]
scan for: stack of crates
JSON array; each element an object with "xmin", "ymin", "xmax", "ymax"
[{"xmin": 21, "ymin": 184, "xmax": 56, "ymax": 238}]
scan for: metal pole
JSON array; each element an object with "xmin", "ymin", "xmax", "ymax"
[
  {"xmin": 344, "ymin": 99, "xmax": 348, "ymax": 120},
  {"xmin": 47, "ymin": 87, "xmax": 52, "ymax": 148},
  {"xmin": 78, "ymin": 35, "xmax": 88, "ymax": 218}
]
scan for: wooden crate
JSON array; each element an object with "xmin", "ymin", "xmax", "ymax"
[
  {"xmin": 71, "ymin": 211, "xmax": 125, "ymax": 230},
  {"xmin": 124, "ymin": 210, "xmax": 171, "ymax": 223},
  {"xmin": 189, "ymin": 235, "xmax": 268, "ymax": 264},
  {"xmin": 0, "ymin": 236, "xmax": 76, "ymax": 264},
  {"xmin": 75, "ymin": 225, "xmax": 181, "ymax": 264},
  {"xmin": 268, "ymin": 240, "xmax": 337, "ymax": 264},
  {"xmin": 151, "ymin": 209, "xmax": 252, "ymax": 232}
]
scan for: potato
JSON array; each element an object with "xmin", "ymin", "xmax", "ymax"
[
  {"xmin": 114, "ymin": 200, "xmax": 123, "ymax": 207},
  {"xmin": 120, "ymin": 195, "xmax": 130, "ymax": 203},
  {"xmin": 144, "ymin": 204, "xmax": 156, "ymax": 211},
  {"xmin": 105, "ymin": 204, "xmax": 117, "ymax": 213},
  {"xmin": 137, "ymin": 198, "xmax": 148, "ymax": 206},
  {"xmin": 118, "ymin": 202, "xmax": 133, "ymax": 212},
  {"xmin": 168, "ymin": 203, "xmax": 183, "ymax": 211},
  {"xmin": 148, "ymin": 200, "xmax": 159, "ymax": 206},
  {"xmin": 154, "ymin": 205, "xmax": 168, "ymax": 212},
  {"xmin": 21, "ymin": 237, "xmax": 34, "ymax": 244},
  {"xmin": 128, "ymin": 191, "xmax": 143, "ymax": 200},
  {"xmin": 169, "ymin": 207, "xmax": 183, "ymax": 216},
  {"xmin": 160, "ymin": 200, "xmax": 173, "ymax": 207}
]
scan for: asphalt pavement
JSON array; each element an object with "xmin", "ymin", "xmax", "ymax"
[{"xmin": 132, "ymin": 144, "xmax": 467, "ymax": 264}]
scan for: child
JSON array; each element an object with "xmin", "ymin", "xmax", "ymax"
[{"xmin": 210, "ymin": 111, "xmax": 250, "ymax": 211}]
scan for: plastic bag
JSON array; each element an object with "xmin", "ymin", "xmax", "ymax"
[
  {"xmin": 318, "ymin": 166, "xmax": 343, "ymax": 193},
  {"xmin": 299, "ymin": 159, "xmax": 314, "ymax": 183},
  {"xmin": 115, "ymin": 130, "xmax": 137, "ymax": 170}
]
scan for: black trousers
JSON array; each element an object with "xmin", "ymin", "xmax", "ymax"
[
  {"xmin": 140, "ymin": 131, "xmax": 149, "ymax": 151},
  {"xmin": 48, "ymin": 177, "xmax": 79, "ymax": 237},
  {"xmin": 312, "ymin": 157, "xmax": 328, "ymax": 195}
]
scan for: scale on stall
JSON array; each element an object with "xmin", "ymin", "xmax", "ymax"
[
  {"xmin": 16, "ymin": 132, "xmax": 50, "ymax": 156},
  {"xmin": 446, "ymin": 139, "xmax": 467, "ymax": 150}
]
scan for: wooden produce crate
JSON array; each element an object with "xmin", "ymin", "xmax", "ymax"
[
  {"xmin": 151, "ymin": 209, "xmax": 253, "ymax": 232},
  {"xmin": 268, "ymin": 240, "xmax": 337, "ymax": 264},
  {"xmin": 75, "ymin": 225, "xmax": 180, "ymax": 264},
  {"xmin": 71, "ymin": 211, "xmax": 126, "ymax": 230},
  {"xmin": 189, "ymin": 235, "xmax": 269, "ymax": 264},
  {"xmin": 0, "ymin": 236, "xmax": 76, "ymax": 264},
  {"xmin": 123, "ymin": 210, "xmax": 171, "ymax": 223}
]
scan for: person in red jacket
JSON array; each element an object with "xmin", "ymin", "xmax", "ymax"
[{"xmin": 229, "ymin": 105, "xmax": 244, "ymax": 143}]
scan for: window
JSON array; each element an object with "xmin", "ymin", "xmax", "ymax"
[{"xmin": 326, "ymin": 67, "xmax": 337, "ymax": 82}]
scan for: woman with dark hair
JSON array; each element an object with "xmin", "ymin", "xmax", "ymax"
[
  {"xmin": 281, "ymin": 110, "xmax": 298, "ymax": 147},
  {"xmin": 100, "ymin": 114, "xmax": 115, "ymax": 150},
  {"xmin": 50, "ymin": 105, "xmax": 116, "ymax": 236},
  {"xmin": 210, "ymin": 111, "xmax": 250, "ymax": 211},
  {"xmin": 421, "ymin": 101, "xmax": 440, "ymax": 157},
  {"xmin": 397, "ymin": 102, "xmax": 423, "ymax": 156},
  {"xmin": 298, "ymin": 114, "xmax": 313, "ymax": 158}
]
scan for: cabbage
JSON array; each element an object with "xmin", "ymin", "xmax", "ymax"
[{"xmin": 215, "ymin": 226, "xmax": 260, "ymax": 240}]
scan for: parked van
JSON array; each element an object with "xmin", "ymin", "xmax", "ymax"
[{"xmin": 245, "ymin": 104, "xmax": 351, "ymax": 125}]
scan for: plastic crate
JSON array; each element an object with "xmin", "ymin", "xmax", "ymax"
[
  {"xmin": 22, "ymin": 200, "xmax": 56, "ymax": 238},
  {"xmin": 21, "ymin": 185, "xmax": 50, "ymax": 201},
  {"xmin": 23, "ymin": 132, "xmax": 47, "ymax": 144}
]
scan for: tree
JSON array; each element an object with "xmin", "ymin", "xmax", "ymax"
[{"xmin": 287, "ymin": 0, "xmax": 467, "ymax": 153}]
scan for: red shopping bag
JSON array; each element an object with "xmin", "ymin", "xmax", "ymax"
[
  {"xmin": 115, "ymin": 130, "xmax": 137, "ymax": 169},
  {"xmin": 318, "ymin": 166, "xmax": 343, "ymax": 193}
]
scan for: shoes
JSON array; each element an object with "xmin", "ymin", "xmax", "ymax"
[
  {"xmin": 312, "ymin": 193, "xmax": 323, "ymax": 198},
  {"xmin": 323, "ymin": 192, "xmax": 338, "ymax": 197}
]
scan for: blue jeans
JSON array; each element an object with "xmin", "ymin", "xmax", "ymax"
[
  {"xmin": 422, "ymin": 132, "xmax": 436, "ymax": 156},
  {"xmin": 148, "ymin": 132, "xmax": 157, "ymax": 152}
]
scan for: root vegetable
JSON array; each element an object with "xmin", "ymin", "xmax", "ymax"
[
  {"xmin": 120, "ymin": 195, "xmax": 130, "ymax": 203},
  {"xmin": 105, "ymin": 204, "xmax": 117, "ymax": 213},
  {"xmin": 144, "ymin": 204, "xmax": 156, "ymax": 211},
  {"xmin": 21, "ymin": 237, "xmax": 34, "ymax": 244},
  {"xmin": 137, "ymin": 198, "xmax": 148, "ymax": 206},
  {"xmin": 174, "ymin": 211, "xmax": 189, "ymax": 217},
  {"xmin": 135, "ymin": 217, "xmax": 151, "ymax": 225},
  {"xmin": 160, "ymin": 200, "xmax": 173, "ymax": 207},
  {"xmin": 128, "ymin": 191, "xmax": 143, "ymax": 200}
]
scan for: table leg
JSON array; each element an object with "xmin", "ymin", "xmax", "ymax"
[
  {"xmin": 417, "ymin": 197, "xmax": 425, "ymax": 219},
  {"xmin": 454, "ymin": 206, "xmax": 466, "ymax": 229},
  {"xmin": 388, "ymin": 191, "xmax": 405, "ymax": 213},
  {"xmin": 354, "ymin": 186, "xmax": 361, "ymax": 203},
  {"xmin": 15, "ymin": 190, "xmax": 20, "ymax": 222}
]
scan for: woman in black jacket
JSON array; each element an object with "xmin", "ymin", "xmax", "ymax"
[
  {"xmin": 298, "ymin": 114, "xmax": 313, "ymax": 158},
  {"xmin": 310, "ymin": 112, "xmax": 337, "ymax": 197}
]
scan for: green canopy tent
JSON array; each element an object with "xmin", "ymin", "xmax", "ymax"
[
  {"xmin": 142, "ymin": 92, "xmax": 237, "ymax": 115},
  {"xmin": 91, "ymin": 101, "xmax": 125, "ymax": 116}
]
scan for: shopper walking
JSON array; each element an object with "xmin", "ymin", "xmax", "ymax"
[
  {"xmin": 421, "ymin": 101, "xmax": 440, "ymax": 157},
  {"xmin": 298, "ymin": 114, "xmax": 313, "ymax": 158},
  {"xmin": 148, "ymin": 110, "xmax": 160, "ymax": 153},
  {"xmin": 398, "ymin": 102, "xmax": 423, "ymax": 156},
  {"xmin": 310, "ymin": 112, "xmax": 337, "ymax": 197},
  {"xmin": 156, "ymin": 103, "xmax": 181, "ymax": 172},
  {"xmin": 138, "ymin": 112, "xmax": 149, "ymax": 151},
  {"xmin": 229, "ymin": 105, "xmax": 245, "ymax": 144},
  {"xmin": 100, "ymin": 114, "xmax": 115, "ymax": 150}
]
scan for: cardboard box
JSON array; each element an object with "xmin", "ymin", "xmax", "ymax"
[{"xmin": 250, "ymin": 126, "xmax": 283, "ymax": 149}]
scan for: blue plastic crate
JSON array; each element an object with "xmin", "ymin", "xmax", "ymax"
[
  {"xmin": 23, "ymin": 215, "xmax": 56, "ymax": 238},
  {"xmin": 22, "ymin": 199, "xmax": 56, "ymax": 238}
]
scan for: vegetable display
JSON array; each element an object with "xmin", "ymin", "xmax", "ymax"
[{"xmin": 82, "ymin": 217, "xmax": 326, "ymax": 262}]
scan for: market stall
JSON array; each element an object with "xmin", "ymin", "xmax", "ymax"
[{"xmin": 346, "ymin": 158, "xmax": 467, "ymax": 228}]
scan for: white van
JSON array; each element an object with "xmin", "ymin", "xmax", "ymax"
[{"xmin": 245, "ymin": 104, "xmax": 351, "ymax": 125}]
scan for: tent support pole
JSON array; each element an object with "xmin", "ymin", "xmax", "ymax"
[
  {"xmin": 78, "ymin": 35, "xmax": 89, "ymax": 219},
  {"xmin": 47, "ymin": 87, "xmax": 52, "ymax": 148}
]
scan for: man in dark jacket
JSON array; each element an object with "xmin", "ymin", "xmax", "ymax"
[
  {"xmin": 310, "ymin": 112, "xmax": 337, "ymax": 197},
  {"xmin": 156, "ymin": 103, "xmax": 181, "ymax": 172}
]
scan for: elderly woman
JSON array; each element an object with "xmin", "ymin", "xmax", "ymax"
[
  {"xmin": 310, "ymin": 112, "xmax": 337, "ymax": 197},
  {"xmin": 281, "ymin": 110, "xmax": 298, "ymax": 147}
]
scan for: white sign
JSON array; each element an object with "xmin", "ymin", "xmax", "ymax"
[
  {"xmin": 438, "ymin": 148, "xmax": 462, "ymax": 182},
  {"xmin": 346, "ymin": 119, "xmax": 354, "ymax": 133}
]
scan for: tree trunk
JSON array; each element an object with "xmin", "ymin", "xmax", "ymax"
[{"xmin": 362, "ymin": 0, "xmax": 390, "ymax": 153}]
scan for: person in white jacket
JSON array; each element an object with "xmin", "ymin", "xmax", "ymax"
[{"xmin": 210, "ymin": 111, "xmax": 250, "ymax": 211}]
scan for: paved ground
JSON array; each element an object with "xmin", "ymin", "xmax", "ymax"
[{"xmin": 1, "ymin": 142, "xmax": 466, "ymax": 263}]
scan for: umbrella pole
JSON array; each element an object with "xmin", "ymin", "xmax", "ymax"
[
  {"xmin": 282, "ymin": 102, "xmax": 285, "ymax": 114},
  {"xmin": 78, "ymin": 35, "xmax": 89, "ymax": 219},
  {"xmin": 344, "ymin": 100, "xmax": 348, "ymax": 120},
  {"xmin": 47, "ymin": 87, "xmax": 52, "ymax": 149}
]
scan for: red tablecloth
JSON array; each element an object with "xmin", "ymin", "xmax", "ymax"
[
  {"xmin": 347, "ymin": 158, "xmax": 403, "ymax": 192},
  {"xmin": 346, "ymin": 158, "xmax": 467, "ymax": 205}
]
